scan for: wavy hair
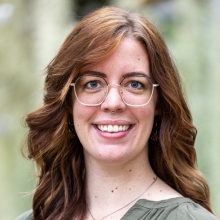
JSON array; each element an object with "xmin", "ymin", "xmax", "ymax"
[{"xmin": 25, "ymin": 6, "xmax": 214, "ymax": 219}]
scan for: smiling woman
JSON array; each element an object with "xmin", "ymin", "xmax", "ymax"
[{"xmin": 16, "ymin": 6, "xmax": 217, "ymax": 220}]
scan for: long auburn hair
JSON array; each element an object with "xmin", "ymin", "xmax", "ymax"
[{"xmin": 25, "ymin": 6, "xmax": 215, "ymax": 220}]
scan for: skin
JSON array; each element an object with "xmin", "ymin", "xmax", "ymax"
[{"xmin": 71, "ymin": 37, "xmax": 181, "ymax": 220}]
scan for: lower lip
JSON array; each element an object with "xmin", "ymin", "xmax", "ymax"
[{"xmin": 93, "ymin": 125, "xmax": 132, "ymax": 139}]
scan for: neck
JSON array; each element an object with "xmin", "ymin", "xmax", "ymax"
[{"xmin": 84, "ymin": 149, "xmax": 156, "ymax": 219}]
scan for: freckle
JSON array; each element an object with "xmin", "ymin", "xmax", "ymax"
[
  {"xmin": 129, "ymin": 188, "xmax": 131, "ymax": 190},
  {"xmin": 148, "ymin": 194, "xmax": 150, "ymax": 196},
  {"xmin": 160, "ymin": 190, "xmax": 162, "ymax": 192},
  {"xmin": 115, "ymin": 187, "xmax": 118, "ymax": 190},
  {"xmin": 129, "ymin": 169, "xmax": 132, "ymax": 172},
  {"xmin": 111, "ymin": 190, "xmax": 114, "ymax": 193},
  {"xmin": 95, "ymin": 196, "xmax": 97, "ymax": 198}
]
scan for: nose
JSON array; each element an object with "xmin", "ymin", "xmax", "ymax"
[{"xmin": 100, "ymin": 84, "xmax": 126, "ymax": 113}]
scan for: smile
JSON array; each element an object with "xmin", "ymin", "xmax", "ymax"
[{"xmin": 97, "ymin": 125, "xmax": 130, "ymax": 133}]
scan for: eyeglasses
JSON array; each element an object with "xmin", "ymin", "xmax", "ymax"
[{"xmin": 70, "ymin": 74, "xmax": 159, "ymax": 107}]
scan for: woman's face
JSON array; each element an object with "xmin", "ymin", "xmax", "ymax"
[{"xmin": 71, "ymin": 37, "xmax": 158, "ymax": 165}]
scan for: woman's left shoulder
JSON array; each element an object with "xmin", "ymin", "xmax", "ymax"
[
  {"xmin": 173, "ymin": 198, "xmax": 218, "ymax": 220},
  {"xmin": 122, "ymin": 197, "xmax": 218, "ymax": 220}
]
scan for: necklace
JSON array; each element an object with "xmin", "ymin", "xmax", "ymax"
[{"xmin": 87, "ymin": 176, "xmax": 157, "ymax": 220}]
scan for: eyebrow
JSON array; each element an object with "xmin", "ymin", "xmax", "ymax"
[
  {"xmin": 80, "ymin": 71, "xmax": 149, "ymax": 78},
  {"xmin": 81, "ymin": 71, "xmax": 106, "ymax": 77}
]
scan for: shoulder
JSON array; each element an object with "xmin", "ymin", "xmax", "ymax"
[
  {"xmin": 15, "ymin": 210, "xmax": 33, "ymax": 220},
  {"xmin": 164, "ymin": 198, "xmax": 217, "ymax": 220},
  {"xmin": 122, "ymin": 197, "xmax": 218, "ymax": 220}
]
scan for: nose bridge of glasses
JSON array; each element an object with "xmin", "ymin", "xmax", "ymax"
[
  {"xmin": 104, "ymin": 83, "xmax": 124, "ymax": 104},
  {"xmin": 102, "ymin": 83, "xmax": 126, "ymax": 109},
  {"xmin": 106, "ymin": 83, "xmax": 122, "ymax": 93}
]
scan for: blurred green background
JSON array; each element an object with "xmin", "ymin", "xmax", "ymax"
[{"xmin": 0, "ymin": 0, "xmax": 219, "ymax": 219}]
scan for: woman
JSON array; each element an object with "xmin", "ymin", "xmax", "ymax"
[{"xmin": 17, "ymin": 6, "xmax": 218, "ymax": 220}]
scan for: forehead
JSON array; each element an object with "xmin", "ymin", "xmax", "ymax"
[{"xmin": 81, "ymin": 37, "xmax": 150, "ymax": 78}]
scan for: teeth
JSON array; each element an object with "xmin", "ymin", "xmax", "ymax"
[
  {"xmin": 113, "ymin": 125, "xmax": 118, "ymax": 132},
  {"xmin": 97, "ymin": 125, "xmax": 130, "ymax": 132}
]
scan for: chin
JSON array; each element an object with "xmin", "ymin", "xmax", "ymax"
[{"xmin": 94, "ymin": 149, "xmax": 138, "ymax": 166}]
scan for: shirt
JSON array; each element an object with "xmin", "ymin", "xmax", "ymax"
[
  {"xmin": 122, "ymin": 197, "xmax": 218, "ymax": 220},
  {"xmin": 15, "ymin": 197, "xmax": 218, "ymax": 220}
]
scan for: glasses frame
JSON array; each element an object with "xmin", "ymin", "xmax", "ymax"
[{"xmin": 70, "ymin": 74, "xmax": 159, "ymax": 107}]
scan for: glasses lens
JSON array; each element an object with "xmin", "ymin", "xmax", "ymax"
[
  {"xmin": 74, "ymin": 75, "xmax": 107, "ymax": 105},
  {"xmin": 121, "ymin": 76, "xmax": 153, "ymax": 106}
]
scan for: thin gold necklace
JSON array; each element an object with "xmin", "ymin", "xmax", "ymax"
[{"xmin": 87, "ymin": 176, "xmax": 157, "ymax": 220}]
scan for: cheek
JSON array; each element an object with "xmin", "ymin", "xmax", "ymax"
[
  {"xmin": 142, "ymin": 109, "xmax": 155, "ymax": 127},
  {"xmin": 72, "ymin": 102, "xmax": 95, "ymax": 134},
  {"xmin": 72, "ymin": 102, "xmax": 83, "ymax": 134},
  {"xmin": 138, "ymin": 106, "xmax": 156, "ymax": 135}
]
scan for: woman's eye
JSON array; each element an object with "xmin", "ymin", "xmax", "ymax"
[
  {"xmin": 85, "ymin": 81, "xmax": 100, "ymax": 89},
  {"xmin": 129, "ymin": 81, "xmax": 143, "ymax": 89}
]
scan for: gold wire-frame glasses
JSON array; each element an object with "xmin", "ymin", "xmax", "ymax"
[{"xmin": 70, "ymin": 74, "xmax": 159, "ymax": 107}]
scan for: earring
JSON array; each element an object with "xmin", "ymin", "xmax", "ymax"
[
  {"xmin": 68, "ymin": 118, "xmax": 75, "ymax": 139},
  {"xmin": 151, "ymin": 129, "xmax": 158, "ymax": 141},
  {"xmin": 150, "ymin": 116, "xmax": 160, "ymax": 141}
]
